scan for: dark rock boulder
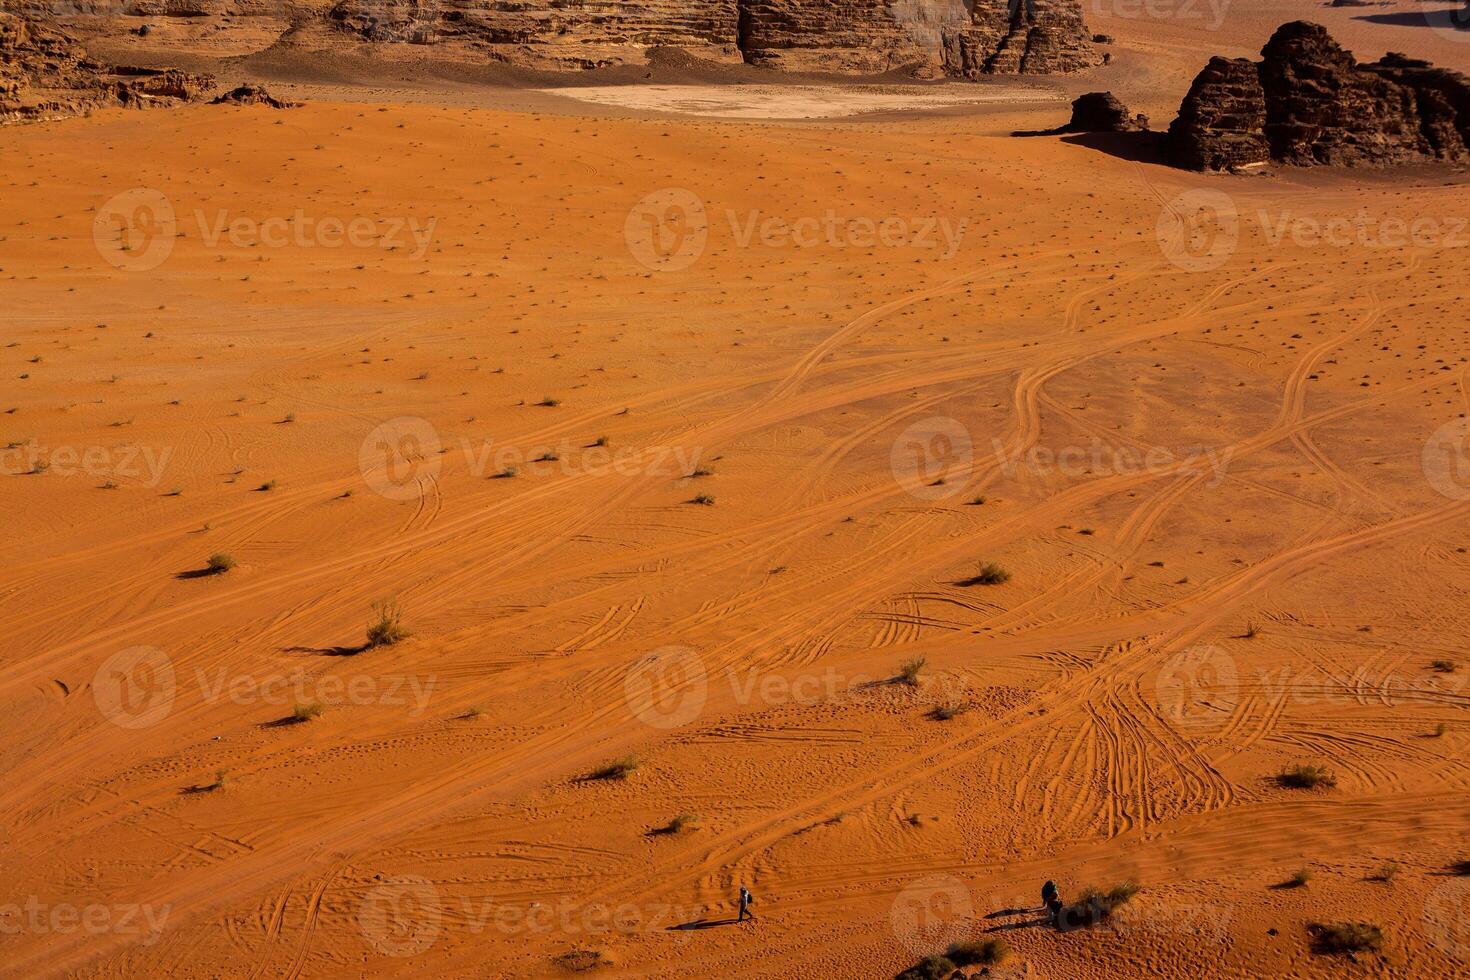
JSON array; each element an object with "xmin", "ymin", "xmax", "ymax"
[
  {"xmin": 1258, "ymin": 20, "xmax": 1430, "ymax": 166},
  {"xmin": 1065, "ymin": 91, "xmax": 1148, "ymax": 132},
  {"xmin": 1167, "ymin": 56, "xmax": 1270, "ymax": 171},
  {"xmin": 210, "ymin": 83, "xmax": 297, "ymax": 108},
  {"xmin": 1166, "ymin": 21, "xmax": 1470, "ymax": 169},
  {"xmin": 1362, "ymin": 52, "xmax": 1470, "ymax": 162}
]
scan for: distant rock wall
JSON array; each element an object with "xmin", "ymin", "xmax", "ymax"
[
  {"xmin": 1169, "ymin": 21, "xmax": 1470, "ymax": 170},
  {"xmin": 315, "ymin": 0, "xmax": 1103, "ymax": 75}
]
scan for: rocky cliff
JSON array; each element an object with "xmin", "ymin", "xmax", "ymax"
[
  {"xmin": 10, "ymin": 0, "xmax": 1101, "ymax": 76},
  {"xmin": 1168, "ymin": 21, "xmax": 1470, "ymax": 170},
  {"xmin": 1, "ymin": 11, "xmax": 213, "ymax": 122}
]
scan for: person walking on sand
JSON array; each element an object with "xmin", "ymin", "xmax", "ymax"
[
  {"xmin": 1041, "ymin": 880, "xmax": 1060, "ymax": 924},
  {"xmin": 738, "ymin": 885, "xmax": 754, "ymax": 922}
]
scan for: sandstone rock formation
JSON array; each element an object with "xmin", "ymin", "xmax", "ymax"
[
  {"xmin": 1166, "ymin": 56, "xmax": 1269, "ymax": 171},
  {"xmin": 1064, "ymin": 91, "xmax": 1147, "ymax": 132},
  {"xmin": 1, "ymin": 11, "xmax": 213, "ymax": 122},
  {"xmin": 25, "ymin": 0, "xmax": 1101, "ymax": 77},
  {"xmin": 1168, "ymin": 21, "xmax": 1470, "ymax": 170},
  {"xmin": 732, "ymin": 0, "xmax": 1100, "ymax": 76}
]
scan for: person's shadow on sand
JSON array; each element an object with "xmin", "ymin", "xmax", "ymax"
[{"xmin": 669, "ymin": 916, "xmax": 743, "ymax": 930}]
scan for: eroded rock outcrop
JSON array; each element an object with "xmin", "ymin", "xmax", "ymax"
[
  {"xmin": 1064, "ymin": 91, "xmax": 1147, "ymax": 131},
  {"xmin": 1, "ymin": 11, "xmax": 213, "ymax": 122},
  {"xmin": 1169, "ymin": 21, "xmax": 1470, "ymax": 170},
  {"xmin": 210, "ymin": 82, "xmax": 295, "ymax": 107},
  {"xmin": 1166, "ymin": 56, "xmax": 1270, "ymax": 171},
  {"xmin": 320, "ymin": 0, "xmax": 1102, "ymax": 76}
]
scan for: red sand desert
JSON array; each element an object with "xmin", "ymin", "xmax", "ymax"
[{"xmin": 3, "ymin": 1, "xmax": 1470, "ymax": 977}]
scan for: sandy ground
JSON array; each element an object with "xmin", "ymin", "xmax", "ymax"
[
  {"xmin": 4, "ymin": 4, "xmax": 1470, "ymax": 980},
  {"xmin": 531, "ymin": 83, "xmax": 1064, "ymax": 119}
]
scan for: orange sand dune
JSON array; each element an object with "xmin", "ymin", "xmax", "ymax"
[{"xmin": 4, "ymin": 12, "xmax": 1470, "ymax": 977}]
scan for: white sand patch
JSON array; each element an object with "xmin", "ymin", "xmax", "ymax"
[{"xmin": 536, "ymin": 83, "xmax": 1065, "ymax": 119}]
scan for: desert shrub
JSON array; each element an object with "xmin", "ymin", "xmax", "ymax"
[
  {"xmin": 948, "ymin": 938, "xmax": 1007, "ymax": 966},
  {"xmin": 1285, "ymin": 867, "xmax": 1313, "ymax": 888},
  {"xmin": 552, "ymin": 949, "xmax": 610, "ymax": 972},
  {"xmin": 663, "ymin": 814, "xmax": 700, "ymax": 834},
  {"xmin": 1432, "ymin": 659, "xmax": 1456, "ymax": 673},
  {"xmin": 896, "ymin": 955, "xmax": 956, "ymax": 980},
  {"xmin": 589, "ymin": 756, "xmax": 639, "ymax": 781},
  {"xmin": 1310, "ymin": 922, "xmax": 1382, "ymax": 955},
  {"xmin": 691, "ymin": 493, "xmax": 715, "ymax": 506},
  {"xmin": 960, "ymin": 562, "xmax": 1010, "ymax": 586},
  {"xmin": 930, "ymin": 702, "xmax": 968, "ymax": 721},
  {"xmin": 292, "ymin": 702, "xmax": 323, "ymax": 723},
  {"xmin": 1278, "ymin": 764, "xmax": 1336, "ymax": 789},
  {"xmin": 1059, "ymin": 882, "xmax": 1137, "ymax": 930},
  {"xmin": 897, "ymin": 657, "xmax": 926, "ymax": 686},
  {"xmin": 206, "ymin": 553, "xmax": 236, "ymax": 574},
  {"xmin": 366, "ymin": 598, "xmax": 408, "ymax": 648}
]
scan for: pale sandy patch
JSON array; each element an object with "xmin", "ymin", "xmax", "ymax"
[{"xmin": 536, "ymin": 82, "xmax": 1065, "ymax": 118}]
